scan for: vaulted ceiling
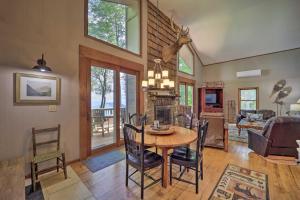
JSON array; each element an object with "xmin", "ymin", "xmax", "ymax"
[{"xmin": 151, "ymin": 0, "xmax": 300, "ymax": 65}]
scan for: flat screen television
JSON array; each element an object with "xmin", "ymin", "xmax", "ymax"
[{"xmin": 206, "ymin": 94, "xmax": 217, "ymax": 104}]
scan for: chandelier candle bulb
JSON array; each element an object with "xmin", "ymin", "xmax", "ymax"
[
  {"xmin": 142, "ymin": 80, "xmax": 148, "ymax": 88},
  {"xmin": 148, "ymin": 79, "xmax": 155, "ymax": 86},
  {"xmin": 169, "ymin": 80, "xmax": 175, "ymax": 88},
  {"xmin": 162, "ymin": 70, "xmax": 169, "ymax": 78},
  {"xmin": 163, "ymin": 79, "xmax": 170, "ymax": 86},
  {"xmin": 148, "ymin": 70, "xmax": 154, "ymax": 78},
  {"xmin": 155, "ymin": 73, "xmax": 161, "ymax": 79}
]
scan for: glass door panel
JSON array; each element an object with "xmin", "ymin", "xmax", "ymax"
[
  {"xmin": 187, "ymin": 85, "xmax": 194, "ymax": 110},
  {"xmin": 91, "ymin": 66, "xmax": 116, "ymax": 149},
  {"xmin": 179, "ymin": 84, "xmax": 186, "ymax": 105},
  {"xmin": 120, "ymin": 72, "xmax": 137, "ymax": 139}
]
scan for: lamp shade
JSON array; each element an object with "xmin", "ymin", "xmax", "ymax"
[
  {"xmin": 163, "ymin": 79, "xmax": 169, "ymax": 86},
  {"xmin": 162, "ymin": 70, "xmax": 168, "ymax": 78},
  {"xmin": 290, "ymin": 103, "xmax": 300, "ymax": 111},
  {"xmin": 32, "ymin": 54, "xmax": 52, "ymax": 72},
  {"xmin": 148, "ymin": 79, "xmax": 155, "ymax": 86},
  {"xmin": 148, "ymin": 70, "xmax": 154, "ymax": 78},
  {"xmin": 169, "ymin": 80, "xmax": 175, "ymax": 88},
  {"xmin": 155, "ymin": 73, "xmax": 161, "ymax": 79},
  {"xmin": 142, "ymin": 80, "xmax": 148, "ymax": 88}
]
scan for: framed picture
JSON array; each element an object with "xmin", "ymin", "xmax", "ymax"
[{"xmin": 14, "ymin": 73, "xmax": 61, "ymax": 105}]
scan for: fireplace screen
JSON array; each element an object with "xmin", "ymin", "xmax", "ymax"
[{"xmin": 155, "ymin": 106, "xmax": 173, "ymax": 125}]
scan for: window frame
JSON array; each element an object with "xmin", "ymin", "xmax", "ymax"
[
  {"xmin": 178, "ymin": 76, "xmax": 196, "ymax": 113},
  {"xmin": 177, "ymin": 45, "xmax": 195, "ymax": 76},
  {"xmin": 84, "ymin": 0, "xmax": 142, "ymax": 57},
  {"xmin": 238, "ymin": 87, "xmax": 259, "ymax": 112}
]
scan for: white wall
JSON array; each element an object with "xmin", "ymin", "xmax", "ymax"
[
  {"xmin": 202, "ymin": 49, "xmax": 300, "ymax": 119},
  {"xmin": 0, "ymin": 0, "xmax": 148, "ymax": 173}
]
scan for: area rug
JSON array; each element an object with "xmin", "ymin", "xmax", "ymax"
[
  {"xmin": 85, "ymin": 150, "xmax": 125, "ymax": 173},
  {"xmin": 228, "ymin": 124, "xmax": 248, "ymax": 143},
  {"xmin": 39, "ymin": 166, "xmax": 95, "ymax": 200},
  {"xmin": 209, "ymin": 164, "xmax": 269, "ymax": 200}
]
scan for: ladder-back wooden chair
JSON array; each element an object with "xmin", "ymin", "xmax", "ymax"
[
  {"xmin": 31, "ymin": 124, "xmax": 67, "ymax": 192},
  {"xmin": 169, "ymin": 120, "xmax": 209, "ymax": 193}
]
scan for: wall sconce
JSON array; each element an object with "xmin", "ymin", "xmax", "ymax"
[{"xmin": 32, "ymin": 54, "xmax": 52, "ymax": 72}]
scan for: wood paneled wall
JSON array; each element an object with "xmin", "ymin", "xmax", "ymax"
[{"xmin": 147, "ymin": 1, "xmax": 178, "ymax": 77}]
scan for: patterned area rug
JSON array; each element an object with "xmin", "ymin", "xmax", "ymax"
[
  {"xmin": 209, "ymin": 164, "xmax": 269, "ymax": 200},
  {"xmin": 228, "ymin": 124, "xmax": 248, "ymax": 143}
]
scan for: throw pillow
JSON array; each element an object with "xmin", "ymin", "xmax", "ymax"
[{"xmin": 246, "ymin": 113, "xmax": 263, "ymax": 121}]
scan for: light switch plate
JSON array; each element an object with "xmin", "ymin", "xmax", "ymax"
[{"xmin": 48, "ymin": 105, "xmax": 57, "ymax": 112}]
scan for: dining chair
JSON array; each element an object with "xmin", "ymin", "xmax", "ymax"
[
  {"xmin": 173, "ymin": 113, "xmax": 193, "ymax": 129},
  {"xmin": 128, "ymin": 113, "xmax": 147, "ymax": 126},
  {"xmin": 169, "ymin": 120, "xmax": 209, "ymax": 193},
  {"xmin": 123, "ymin": 123, "xmax": 164, "ymax": 199},
  {"xmin": 31, "ymin": 124, "xmax": 67, "ymax": 192},
  {"xmin": 128, "ymin": 113, "xmax": 157, "ymax": 153}
]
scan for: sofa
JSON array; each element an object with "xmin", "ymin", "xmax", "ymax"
[
  {"xmin": 248, "ymin": 116, "xmax": 300, "ymax": 158},
  {"xmin": 236, "ymin": 109, "xmax": 276, "ymax": 124}
]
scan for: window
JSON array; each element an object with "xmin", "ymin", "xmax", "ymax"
[
  {"xmin": 179, "ymin": 83, "xmax": 194, "ymax": 111},
  {"xmin": 86, "ymin": 0, "xmax": 141, "ymax": 54},
  {"xmin": 239, "ymin": 88, "xmax": 259, "ymax": 111},
  {"xmin": 178, "ymin": 45, "xmax": 194, "ymax": 75}
]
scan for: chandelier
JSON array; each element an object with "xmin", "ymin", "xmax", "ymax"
[
  {"xmin": 142, "ymin": 59, "xmax": 174, "ymax": 89},
  {"xmin": 142, "ymin": 0, "xmax": 175, "ymax": 90}
]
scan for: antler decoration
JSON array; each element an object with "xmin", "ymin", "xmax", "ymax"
[{"xmin": 162, "ymin": 16, "xmax": 192, "ymax": 63}]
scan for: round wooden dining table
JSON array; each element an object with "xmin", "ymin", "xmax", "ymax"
[{"xmin": 142, "ymin": 125, "xmax": 198, "ymax": 188}]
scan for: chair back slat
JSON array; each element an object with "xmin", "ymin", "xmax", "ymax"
[
  {"xmin": 129, "ymin": 113, "xmax": 147, "ymax": 126},
  {"xmin": 35, "ymin": 140, "xmax": 59, "ymax": 147},
  {"xmin": 33, "ymin": 127, "xmax": 59, "ymax": 134},
  {"xmin": 32, "ymin": 124, "xmax": 61, "ymax": 157},
  {"xmin": 173, "ymin": 113, "xmax": 192, "ymax": 128},
  {"xmin": 196, "ymin": 121, "xmax": 209, "ymax": 158},
  {"xmin": 123, "ymin": 123, "xmax": 145, "ymax": 168}
]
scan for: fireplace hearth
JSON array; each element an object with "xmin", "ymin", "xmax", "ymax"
[{"xmin": 155, "ymin": 105, "xmax": 173, "ymax": 125}]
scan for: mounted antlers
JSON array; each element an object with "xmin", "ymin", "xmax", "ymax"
[{"xmin": 162, "ymin": 17, "xmax": 192, "ymax": 63}]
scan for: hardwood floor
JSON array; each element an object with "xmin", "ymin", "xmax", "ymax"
[{"xmin": 71, "ymin": 141, "xmax": 300, "ymax": 200}]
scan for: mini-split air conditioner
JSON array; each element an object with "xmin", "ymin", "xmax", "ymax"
[{"xmin": 236, "ymin": 69, "xmax": 262, "ymax": 78}]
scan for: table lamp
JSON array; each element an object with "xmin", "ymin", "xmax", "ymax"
[{"xmin": 290, "ymin": 99, "xmax": 300, "ymax": 111}]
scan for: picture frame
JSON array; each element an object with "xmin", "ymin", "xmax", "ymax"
[{"xmin": 14, "ymin": 73, "xmax": 61, "ymax": 105}]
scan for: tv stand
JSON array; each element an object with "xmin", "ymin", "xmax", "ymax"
[{"xmin": 198, "ymin": 83, "xmax": 227, "ymax": 152}]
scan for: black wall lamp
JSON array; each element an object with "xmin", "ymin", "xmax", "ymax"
[{"xmin": 32, "ymin": 54, "xmax": 52, "ymax": 72}]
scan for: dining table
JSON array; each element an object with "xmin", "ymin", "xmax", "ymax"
[{"xmin": 137, "ymin": 125, "xmax": 198, "ymax": 188}]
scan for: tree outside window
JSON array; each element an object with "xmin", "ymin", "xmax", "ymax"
[
  {"xmin": 239, "ymin": 88, "xmax": 258, "ymax": 111},
  {"xmin": 179, "ymin": 83, "xmax": 194, "ymax": 111},
  {"xmin": 178, "ymin": 45, "xmax": 194, "ymax": 75},
  {"xmin": 87, "ymin": 0, "xmax": 140, "ymax": 54}
]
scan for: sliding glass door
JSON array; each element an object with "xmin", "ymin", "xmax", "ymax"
[
  {"xmin": 91, "ymin": 66, "xmax": 116, "ymax": 149},
  {"xmin": 120, "ymin": 71, "xmax": 137, "ymax": 139},
  {"xmin": 90, "ymin": 66, "xmax": 138, "ymax": 151}
]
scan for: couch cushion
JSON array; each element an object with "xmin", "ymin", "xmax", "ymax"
[{"xmin": 257, "ymin": 110, "xmax": 276, "ymax": 120}]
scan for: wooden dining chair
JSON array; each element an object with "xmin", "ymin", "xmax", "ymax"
[
  {"xmin": 123, "ymin": 123, "xmax": 164, "ymax": 199},
  {"xmin": 31, "ymin": 124, "xmax": 67, "ymax": 192},
  {"xmin": 128, "ymin": 113, "xmax": 146, "ymax": 126},
  {"xmin": 169, "ymin": 120, "xmax": 209, "ymax": 193},
  {"xmin": 173, "ymin": 113, "xmax": 192, "ymax": 129}
]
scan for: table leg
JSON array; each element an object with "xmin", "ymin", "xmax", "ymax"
[{"xmin": 162, "ymin": 147, "xmax": 169, "ymax": 188}]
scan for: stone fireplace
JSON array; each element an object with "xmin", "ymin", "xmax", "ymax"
[
  {"xmin": 155, "ymin": 105, "xmax": 174, "ymax": 125},
  {"xmin": 145, "ymin": 93, "xmax": 178, "ymax": 125}
]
